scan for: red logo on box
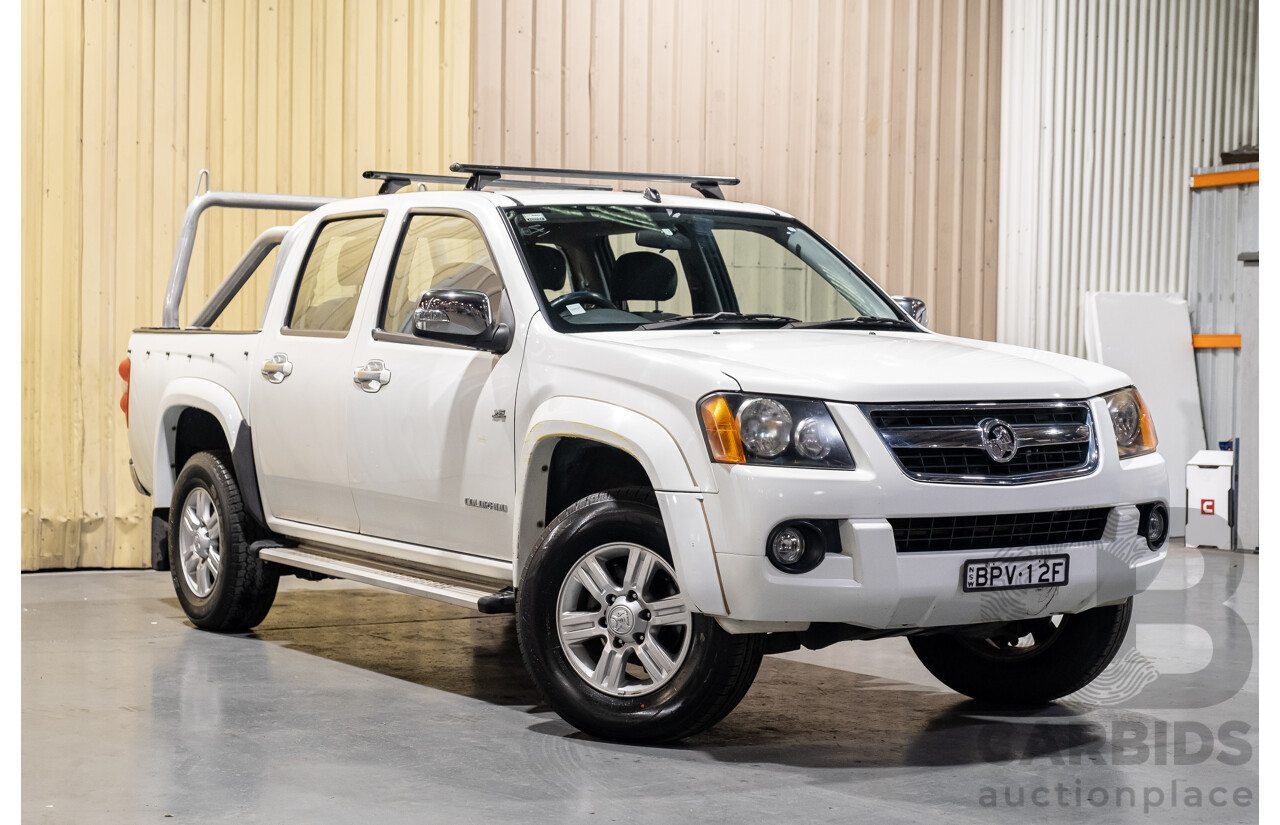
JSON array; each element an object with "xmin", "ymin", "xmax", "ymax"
[{"xmin": 1201, "ymin": 499, "xmax": 1216, "ymax": 515}]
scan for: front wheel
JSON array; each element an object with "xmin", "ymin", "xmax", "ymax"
[
  {"xmin": 517, "ymin": 488, "xmax": 763, "ymax": 743},
  {"xmin": 908, "ymin": 598, "xmax": 1133, "ymax": 704}
]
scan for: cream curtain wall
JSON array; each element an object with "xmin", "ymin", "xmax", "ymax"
[
  {"xmin": 21, "ymin": 0, "xmax": 473, "ymax": 569},
  {"xmin": 473, "ymin": 0, "xmax": 1003, "ymax": 339},
  {"xmin": 22, "ymin": 0, "xmax": 1002, "ymax": 569}
]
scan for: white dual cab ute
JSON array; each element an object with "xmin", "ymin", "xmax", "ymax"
[{"xmin": 123, "ymin": 163, "xmax": 1170, "ymax": 743}]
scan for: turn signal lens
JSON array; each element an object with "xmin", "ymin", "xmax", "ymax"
[
  {"xmin": 700, "ymin": 395, "xmax": 745, "ymax": 464},
  {"xmin": 1104, "ymin": 387, "xmax": 1157, "ymax": 458}
]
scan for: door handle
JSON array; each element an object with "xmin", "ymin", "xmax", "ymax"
[
  {"xmin": 261, "ymin": 353, "xmax": 293, "ymax": 383},
  {"xmin": 353, "ymin": 359, "xmax": 391, "ymax": 393}
]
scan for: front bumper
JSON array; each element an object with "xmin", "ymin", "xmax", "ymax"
[{"xmin": 680, "ymin": 398, "xmax": 1169, "ymax": 629}]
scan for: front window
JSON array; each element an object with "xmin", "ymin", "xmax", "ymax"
[
  {"xmin": 503, "ymin": 205, "xmax": 910, "ymax": 332},
  {"xmin": 381, "ymin": 213, "xmax": 502, "ymax": 335}
]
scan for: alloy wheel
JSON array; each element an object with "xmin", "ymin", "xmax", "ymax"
[
  {"xmin": 178, "ymin": 487, "xmax": 222, "ymax": 598},
  {"xmin": 555, "ymin": 542, "xmax": 692, "ymax": 697}
]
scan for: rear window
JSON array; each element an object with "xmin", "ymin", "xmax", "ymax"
[{"xmin": 287, "ymin": 216, "xmax": 385, "ymax": 333}]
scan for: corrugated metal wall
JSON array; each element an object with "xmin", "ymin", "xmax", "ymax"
[
  {"xmin": 998, "ymin": 0, "xmax": 1259, "ymax": 356},
  {"xmin": 21, "ymin": 0, "xmax": 473, "ymax": 570},
  {"xmin": 1188, "ymin": 167, "xmax": 1257, "ymax": 549},
  {"xmin": 472, "ymin": 0, "xmax": 1003, "ymax": 341}
]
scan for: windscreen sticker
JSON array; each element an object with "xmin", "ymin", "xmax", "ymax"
[
  {"xmin": 566, "ymin": 304, "xmax": 586, "ymax": 315},
  {"xmin": 524, "ymin": 212, "xmax": 546, "ymax": 222}
]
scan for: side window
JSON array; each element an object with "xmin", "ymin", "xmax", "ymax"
[
  {"xmin": 288, "ymin": 215, "xmax": 385, "ymax": 333},
  {"xmin": 381, "ymin": 214, "xmax": 501, "ymax": 334}
]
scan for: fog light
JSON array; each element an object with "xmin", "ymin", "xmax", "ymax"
[
  {"xmin": 766, "ymin": 521, "xmax": 832, "ymax": 574},
  {"xmin": 1146, "ymin": 505, "xmax": 1168, "ymax": 550},
  {"xmin": 1137, "ymin": 502, "xmax": 1169, "ymax": 550},
  {"xmin": 770, "ymin": 527, "xmax": 805, "ymax": 566}
]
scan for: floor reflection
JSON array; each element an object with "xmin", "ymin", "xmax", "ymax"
[{"xmin": 213, "ymin": 588, "xmax": 1115, "ymax": 771}]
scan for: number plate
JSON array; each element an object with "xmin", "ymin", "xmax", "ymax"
[{"xmin": 962, "ymin": 554, "xmax": 1070, "ymax": 592}]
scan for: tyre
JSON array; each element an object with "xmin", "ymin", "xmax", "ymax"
[
  {"xmin": 168, "ymin": 450, "xmax": 279, "ymax": 632},
  {"xmin": 908, "ymin": 598, "xmax": 1132, "ymax": 704},
  {"xmin": 517, "ymin": 488, "xmax": 764, "ymax": 743}
]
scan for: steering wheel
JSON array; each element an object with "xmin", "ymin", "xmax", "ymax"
[{"xmin": 549, "ymin": 290, "xmax": 618, "ymax": 313}]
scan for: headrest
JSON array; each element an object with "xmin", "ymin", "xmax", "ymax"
[
  {"xmin": 613, "ymin": 252, "xmax": 677, "ymax": 302},
  {"xmin": 525, "ymin": 245, "xmax": 567, "ymax": 291}
]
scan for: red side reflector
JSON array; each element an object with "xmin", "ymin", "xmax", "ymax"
[{"xmin": 119, "ymin": 357, "xmax": 131, "ymax": 424}]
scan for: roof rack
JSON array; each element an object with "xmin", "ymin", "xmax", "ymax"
[
  {"xmin": 449, "ymin": 163, "xmax": 740, "ymax": 200},
  {"xmin": 362, "ymin": 170, "xmax": 612, "ymax": 196}
]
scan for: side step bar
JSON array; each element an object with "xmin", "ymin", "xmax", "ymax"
[{"xmin": 257, "ymin": 546, "xmax": 514, "ymax": 613}]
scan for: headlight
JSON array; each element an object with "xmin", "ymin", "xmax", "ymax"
[
  {"xmin": 1104, "ymin": 387, "xmax": 1157, "ymax": 458},
  {"xmin": 737, "ymin": 397, "xmax": 792, "ymax": 457},
  {"xmin": 699, "ymin": 393, "xmax": 855, "ymax": 468}
]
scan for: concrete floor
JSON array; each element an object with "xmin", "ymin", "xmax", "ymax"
[{"xmin": 23, "ymin": 541, "xmax": 1257, "ymax": 824}]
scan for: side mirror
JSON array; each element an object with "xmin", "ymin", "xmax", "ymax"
[
  {"xmin": 891, "ymin": 296, "xmax": 928, "ymax": 328},
  {"xmin": 412, "ymin": 288, "xmax": 512, "ymax": 353}
]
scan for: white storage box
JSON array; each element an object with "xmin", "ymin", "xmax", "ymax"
[{"xmin": 1185, "ymin": 450, "xmax": 1234, "ymax": 550}]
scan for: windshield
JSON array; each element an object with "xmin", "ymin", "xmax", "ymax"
[{"xmin": 502, "ymin": 205, "xmax": 911, "ymax": 332}]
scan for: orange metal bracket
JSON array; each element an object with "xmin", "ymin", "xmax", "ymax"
[
  {"xmin": 1190, "ymin": 168, "xmax": 1259, "ymax": 189},
  {"xmin": 1192, "ymin": 334, "xmax": 1242, "ymax": 349}
]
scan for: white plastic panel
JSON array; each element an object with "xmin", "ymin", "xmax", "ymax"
[{"xmin": 1083, "ymin": 292, "xmax": 1205, "ymax": 534}]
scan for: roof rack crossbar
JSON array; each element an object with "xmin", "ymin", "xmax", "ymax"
[
  {"xmin": 447, "ymin": 163, "xmax": 740, "ymax": 200},
  {"xmin": 362, "ymin": 170, "xmax": 612, "ymax": 195}
]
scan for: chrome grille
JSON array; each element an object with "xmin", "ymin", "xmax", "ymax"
[
  {"xmin": 863, "ymin": 401, "xmax": 1097, "ymax": 484},
  {"xmin": 889, "ymin": 508, "xmax": 1112, "ymax": 553}
]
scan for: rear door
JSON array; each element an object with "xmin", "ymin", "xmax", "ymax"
[
  {"xmin": 345, "ymin": 209, "xmax": 522, "ymax": 560},
  {"xmin": 251, "ymin": 212, "xmax": 388, "ymax": 531}
]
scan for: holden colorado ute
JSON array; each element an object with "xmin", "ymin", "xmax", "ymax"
[{"xmin": 121, "ymin": 164, "xmax": 1169, "ymax": 743}]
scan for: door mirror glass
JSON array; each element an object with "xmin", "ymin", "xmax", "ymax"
[
  {"xmin": 413, "ymin": 288, "xmax": 494, "ymax": 338},
  {"xmin": 892, "ymin": 296, "xmax": 928, "ymax": 328}
]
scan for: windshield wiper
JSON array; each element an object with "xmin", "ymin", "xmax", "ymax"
[
  {"xmin": 639, "ymin": 312, "xmax": 801, "ymax": 330},
  {"xmin": 785, "ymin": 316, "xmax": 917, "ymax": 331}
]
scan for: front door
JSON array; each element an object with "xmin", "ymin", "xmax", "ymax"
[{"xmin": 345, "ymin": 210, "xmax": 522, "ymax": 560}]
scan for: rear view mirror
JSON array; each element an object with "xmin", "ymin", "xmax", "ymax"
[{"xmin": 635, "ymin": 229, "xmax": 691, "ymax": 251}]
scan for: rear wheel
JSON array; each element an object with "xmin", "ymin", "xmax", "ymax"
[
  {"xmin": 518, "ymin": 488, "xmax": 763, "ymax": 743},
  {"xmin": 908, "ymin": 598, "xmax": 1132, "ymax": 704},
  {"xmin": 169, "ymin": 451, "xmax": 278, "ymax": 632}
]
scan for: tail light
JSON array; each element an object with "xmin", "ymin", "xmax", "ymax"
[{"xmin": 119, "ymin": 357, "xmax": 130, "ymax": 424}]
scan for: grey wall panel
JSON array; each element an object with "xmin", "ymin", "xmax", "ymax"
[
  {"xmin": 1188, "ymin": 169, "xmax": 1258, "ymax": 549},
  {"xmin": 998, "ymin": 0, "xmax": 1258, "ymax": 357}
]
